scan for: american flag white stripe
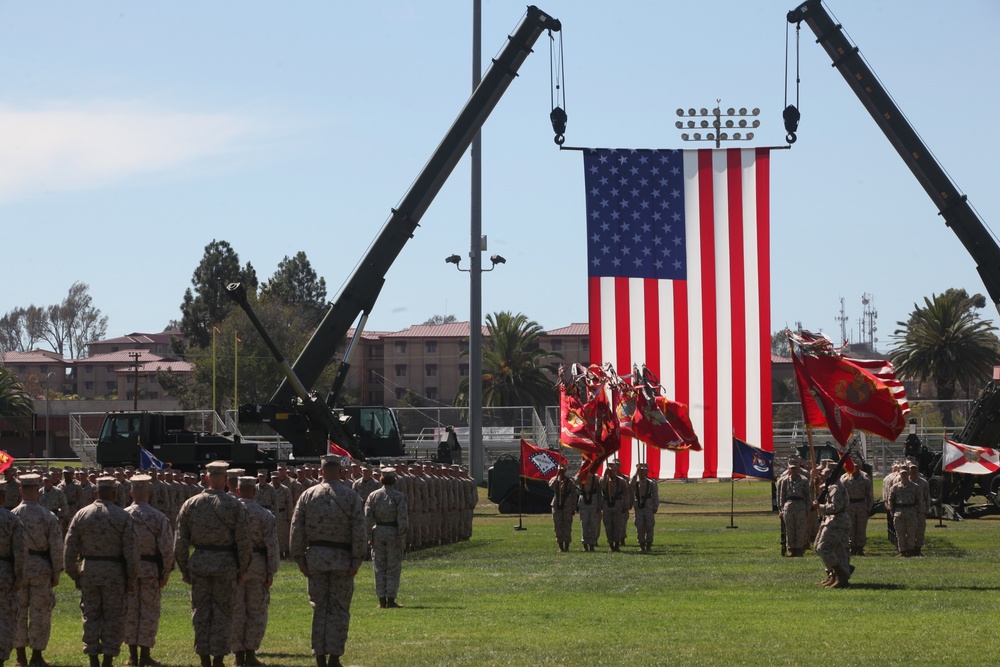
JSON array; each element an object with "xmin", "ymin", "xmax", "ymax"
[{"xmin": 584, "ymin": 147, "xmax": 772, "ymax": 478}]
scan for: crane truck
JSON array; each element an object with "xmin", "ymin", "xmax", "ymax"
[
  {"xmin": 788, "ymin": 0, "xmax": 1000, "ymax": 516},
  {"xmin": 96, "ymin": 5, "xmax": 564, "ymax": 471}
]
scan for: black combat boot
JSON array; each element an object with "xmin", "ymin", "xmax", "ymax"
[
  {"xmin": 127, "ymin": 646, "xmax": 139, "ymax": 667},
  {"xmin": 101, "ymin": 654, "xmax": 114, "ymax": 667},
  {"xmin": 377, "ymin": 597, "xmax": 387, "ymax": 608},
  {"xmin": 88, "ymin": 655, "xmax": 100, "ymax": 667},
  {"xmin": 212, "ymin": 656, "xmax": 225, "ymax": 667},
  {"xmin": 244, "ymin": 651, "xmax": 262, "ymax": 667},
  {"xmin": 138, "ymin": 647, "xmax": 159, "ymax": 667},
  {"xmin": 387, "ymin": 598, "xmax": 403, "ymax": 608},
  {"xmin": 314, "ymin": 655, "xmax": 326, "ymax": 667},
  {"xmin": 199, "ymin": 656, "xmax": 211, "ymax": 667},
  {"xmin": 15, "ymin": 650, "xmax": 27, "ymax": 667},
  {"xmin": 28, "ymin": 651, "xmax": 47, "ymax": 667},
  {"xmin": 234, "ymin": 652, "xmax": 245, "ymax": 667}
]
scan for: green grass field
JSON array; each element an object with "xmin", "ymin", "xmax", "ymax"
[{"xmin": 39, "ymin": 481, "xmax": 1000, "ymax": 666}]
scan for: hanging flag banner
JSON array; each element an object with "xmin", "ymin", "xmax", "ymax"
[{"xmin": 583, "ymin": 147, "xmax": 773, "ymax": 478}]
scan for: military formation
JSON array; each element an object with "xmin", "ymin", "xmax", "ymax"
[
  {"xmin": 0, "ymin": 458, "xmax": 474, "ymax": 667},
  {"xmin": 548, "ymin": 460, "xmax": 660, "ymax": 553},
  {"xmin": 775, "ymin": 454, "xmax": 931, "ymax": 590}
]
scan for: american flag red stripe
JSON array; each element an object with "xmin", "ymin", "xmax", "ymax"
[{"xmin": 584, "ymin": 147, "xmax": 772, "ymax": 478}]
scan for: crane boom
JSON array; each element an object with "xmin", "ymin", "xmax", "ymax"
[{"xmin": 788, "ymin": 0, "xmax": 1000, "ymax": 313}]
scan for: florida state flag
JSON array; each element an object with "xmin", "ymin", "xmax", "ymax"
[
  {"xmin": 943, "ymin": 440, "xmax": 1000, "ymax": 475},
  {"xmin": 0, "ymin": 449, "xmax": 14, "ymax": 474},
  {"xmin": 520, "ymin": 439, "xmax": 567, "ymax": 481}
]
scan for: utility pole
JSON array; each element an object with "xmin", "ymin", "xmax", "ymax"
[{"xmin": 129, "ymin": 351, "xmax": 142, "ymax": 410}]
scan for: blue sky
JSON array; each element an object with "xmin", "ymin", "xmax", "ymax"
[{"xmin": 2, "ymin": 0, "xmax": 998, "ymax": 355}]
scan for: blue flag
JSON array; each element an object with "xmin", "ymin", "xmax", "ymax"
[
  {"xmin": 139, "ymin": 445, "xmax": 170, "ymax": 470},
  {"xmin": 732, "ymin": 437, "xmax": 773, "ymax": 480}
]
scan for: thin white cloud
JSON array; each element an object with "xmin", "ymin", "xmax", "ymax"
[{"xmin": 0, "ymin": 101, "xmax": 259, "ymax": 202}]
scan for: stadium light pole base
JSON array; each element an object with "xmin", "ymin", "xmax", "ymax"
[{"xmin": 514, "ymin": 526, "xmax": 527, "ymax": 531}]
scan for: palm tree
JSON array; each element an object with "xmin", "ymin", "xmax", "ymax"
[
  {"xmin": 0, "ymin": 366, "xmax": 34, "ymax": 418},
  {"xmin": 453, "ymin": 311, "xmax": 561, "ymax": 413},
  {"xmin": 888, "ymin": 290, "xmax": 1000, "ymax": 427}
]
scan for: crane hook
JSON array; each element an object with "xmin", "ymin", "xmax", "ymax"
[
  {"xmin": 550, "ymin": 106, "xmax": 567, "ymax": 146},
  {"xmin": 783, "ymin": 104, "xmax": 800, "ymax": 145}
]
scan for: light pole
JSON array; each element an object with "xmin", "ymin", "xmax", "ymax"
[
  {"xmin": 446, "ymin": 251, "xmax": 506, "ymax": 484},
  {"xmin": 44, "ymin": 371, "xmax": 54, "ymax": 459}
]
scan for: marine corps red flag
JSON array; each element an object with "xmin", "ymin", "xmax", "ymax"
[
  {"xmin": 558, "ymin": 365, "xmax": 619, "ymax": 478},
  {"xmin": 790, "ymin": 332, "xmax": 906, "ymax": 446},
  {"xmin": 624, "ymin": 366, "xmax": 701, "ymax": 452},
  {"xmin": 520, "ymin": 439, "xmax": 568, "ymax": 481},
  {"xmin": 328, "ymin": 441, "xmax": 353, "ymax": 459},
  {"xmin": 0, "ymin": 449, "xmax": 14, "ymax": 474}
]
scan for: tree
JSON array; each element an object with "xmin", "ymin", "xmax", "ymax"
[
  {"xmin": 60, "ymin": 282, "xmax": 108, "ymax": 359},
  {"xmin": 453, "ymin": 311, "xmax": 560, "ymax": 413},
  {"xmin": 0, "ymin": 366, "xmax": 33, "ymax": 418},
  {"xmin": 180, "ymin": 240, "xmax": 258, "ymax": 349},
  {"xmin": 260, "ymin": 251, "xmax": 327, "ymax": 318},
  {"xmin": 0, "ymin": 305, "xmax": 46, "ymax": 352},
  {"xmin": 422, "ymin": 314, "xmax": 457, "ymax": 326},
  {"xmin": 888, "ymin": 289, "xmax": 1000, "ymax": 427}
]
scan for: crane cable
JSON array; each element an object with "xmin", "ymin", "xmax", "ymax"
[
  {"xmin": 549, "ymin": 27, "xmax": 567, "ymax": 145},
  {"xmin": 783, "ymin": 18, "xmax": 801, "ymax": 144}
]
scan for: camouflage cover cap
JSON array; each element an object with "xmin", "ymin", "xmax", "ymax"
[
  {"xmin": 379, "ymin": 467, "xmax": 397, "ymax": 478},
  {"xmin": 130, "ymin": 474, "xmax": 153, "ymax": 485},
  {"xmin": 96, "ymin": 476, "xmax": 117, "ymax": 489},
  {"xmin": 19, "ymin": 474, "xmax": 42, "ymax": 487},
  {"xmin": 238, "ymin": 476, "xmax": 257, "ymax": 488},
  {"xmin": 205, "ymin": 461, "xmax": 230, "ymax": 474},
  {"xmin": 228, "ymin": 468, "xmax": 246, "ymax": 477}
]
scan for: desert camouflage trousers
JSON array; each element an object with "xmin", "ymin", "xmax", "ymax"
[
  {"xmin": 307, "ymin": 572, "xmax": 354, "ymax": 657},
  {"xmin": 189, "ymin": 571, "xmax": 238, "ymax": 656},
  {"xmin": 124, "ymin": 576, "xmax": 163, "ymax": 648},
  {"xmin": 782, "ymin": 503, "xmax": 808, "ymax": 551},
  {"xmin": 80, "ymin": 580, "xmax": 128, "ymax": 656},
  {"xmin": 15, "ymin": 574, "xmax": 55, "ymax": 650},
  {"xmin": 0, "ymin": 582, "xmax": 16, "ymax": 661},
  {"xmin": 893, "ymin": 510, "xmax": 917, "ymax": 553},
  {"xmin": 551, "ymin": 510, "xmax": 574, "ymax": 543},
  {"xmin": 231, "ymin": 576, "xmax": 270, "ymax": 652},
  {"xmin": 847, "ymin": 504, "xmax": 869, "ymax": 549},
  {"xmin": 602, "ymin": 507, "xmax": 628, "ymax": 543},
  {"xmin": 633, "ymin": 508, "xmax": 655, "ymax": 545},
  {"xmin": 815, "ymin": 522, "xmax": 850, "ymax": 572},
  {"xmin": 578, "ymin": 508, "xmax": 601, "ymax": 547},
  {"xmin": 371, "ymin": 528, "xmax": 403, "ymax": 598}
]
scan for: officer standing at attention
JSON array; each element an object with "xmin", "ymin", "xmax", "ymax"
[
  {"xmin": 0, "ymin": 481, "xmax": 26, "ymax": 667},
  {"xmin": 232, "ymin": 476, "xmax": 279, "ymax": 667},
  {"xmin": 600, "ymin": 461, "xmax": 628, "ymax": 552},
  {"xmin": 12, "ymin": 473, "xmax": 63, "ymax": 667},
  {"xmin": 64, "ymin": 476, "xmax": 139, "ymax": 667},
  {"xmin": 364, "ymin": 467, "xmax": 408, "ymax": 609},
  {"xmin": 174, "ymin": 461, "xmax": 252, "ymax": 667},
  {"xmin": 887, "ymin": 467, "xmax": 920, "ymax": 557},
  {"xmin": 123, "ymin": 475, "xmax": 174, "ymax": 667},
  {"xmin": 777, "ymin": 462, "xmax": 810, "ymax": 557},
  {"xmin": 290, "ymin": 455, "xmax": 366, "ymax": 667},
  {"xmin": 841, "ymin": 459, "xmax": 874, "ymax": 556},
  {"xmin": 549, "ymin": 464, "xmax": 577, "ymax": 553},
  {"xmin": 630, "ymin": 464, "xmax": 659, "ymax": 552}
]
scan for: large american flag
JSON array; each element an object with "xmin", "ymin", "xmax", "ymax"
[{"xmin": 584, "ymin": 147, "xmax": 772, "ymax": 478}]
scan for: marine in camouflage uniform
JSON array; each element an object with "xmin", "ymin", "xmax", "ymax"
[
  {"xmin": 813, "ymin": 464, "xmax": 852, "ymax": 588},
  {"xmin": 548, "ymin": 467, "xmax": 577, "ymax": 552},
  {"xmin": 2, "ymin": 469, "xmax": 20, "ymax": 511},
  {"xmin": 270, "ymin": 473, "xmax": 293, "ymax": 558},
  {"xmin": 630, "ymin": 464, "xmax": 659, "ymax": 552},
  {"xmin": 232, "ymin": 477, "xmax": 279, "ymax": 667},
  {"xmin": 908, "ymin": 464, "xmax": 930, "ymax": 556},
  {"xmin": 123, "ymin": 475, "xmax": 174, "ymax": 667},
  {"xmin": 840, "ymin": 464, "xmax": 874, "ymax": 556},
  {"xmin": 11, "ymin": 474, "xmax": 64, "ymax": 667},
  {"xmin": 255, "ymin": 472, "xmax": 276, "ymax": 514},
  {"xmin": 290, "ymin": 456, "xmax": 366, "ymax": 667},
  {"xmin": 887, "ymin": 468, "xmax": 921, "ymax": 557},
  {"xmin": 0, "ymin": 483, "xmax": 27, "ymax": 667},
  {"xmin": 64, "ymin": 477, "xmax": 139, "ymax": 667},
  {"xmin": 352, "ymin": 468, "xmax": 380, "ymax": 504},
  {"xmin": 364, "ymin": 468, "xmax": 408, "ymax": 608},
  {"xmin": 600, "ymin": 462, "xmax": 629, "ymax": 552},
  {"xmin": 776, "ymin": 463, "xmax": 810, "ymax": 556},
  {"xmin": 174, "ymin": 461, "xmax": 252, "ymax": 667},
  {"xmin": 577, "ymin": 471, "xmax": 603, "ymax": 552},
  {"xmin": 37, "ymin": 480, "xmax": 68, "ymax": 534}
]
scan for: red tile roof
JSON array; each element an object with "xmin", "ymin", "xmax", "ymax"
[
  {"xmin": 89, "ymin": 331, "xmax": 183, "ymax": 347},
  {"xmin": 545, "ymin": 323, "xmax": 589, "ymax": 336},
  {"xmin": 382, "ymin": 322, "xmax": 486, "ymax": 338},
  {"xmin": 118, "ymin": 360, "xmax": 194, "ymax": 373},
  {"xmin": 1, "ymin": 350, "xmax": 68, "ymax": 364},
  {"xmin": 77, "ymin": 351, "xmax": 168, "ymax": 364}
]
